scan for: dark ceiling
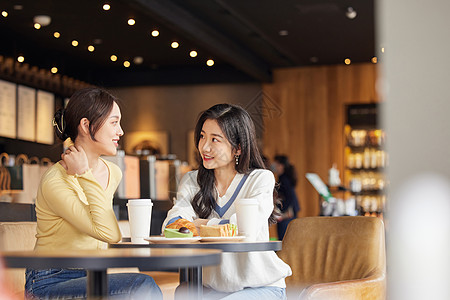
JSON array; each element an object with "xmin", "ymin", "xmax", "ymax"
[{"xmin": 0, "ymin": 0, "xmax": 375, "ymax": 87}]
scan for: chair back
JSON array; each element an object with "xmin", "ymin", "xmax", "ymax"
[
  {"xmin": 0, "ymin": 221, "xmax": 37, "ymax": 295},
  {"xmin": 278, "ymin": 216, "xmax": 385, "ymax": 288}
]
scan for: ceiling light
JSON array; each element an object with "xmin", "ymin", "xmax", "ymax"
[
  {"xmin": 133, "ymin": 56, "xmax": 143, "ymax": 64},
  {"xmin": 381, "ymin": 47, "xmax": 385, "ymax": 53},
  {"xmin": 128, "ymin": 18, "xmax": 135, "ymax": 26},
  {"xmin": 278, "ymin": 30, "xmax": 289, "ymax": 36},
  {"xmin": 171, "ymin": 41, "xmax": 179, "ymax": 48},
  {"xmin": 51, "ymin": 67, "xmax": 58, "ymax": 74},
  {"xmin": 371, "ymin": 57, "xmax": 378, "ymax": 64},
  {"xmin": 103, "ymin": 4, "xmax": 111, "ymax": 11},
  {"xmin": 34, "ymin": 23, "xmax": 41, "ymax": 29},
  {"xmin": 123, "ymin": 61, "xmax": 131, "ymax": 68},
  {"xmin": 151, "ymin": 30, "xmax": 159, "ymax": 37},
  {"xmin": 34, "ymin": 15, "xmax": 51, "ymax": 26},
  {"xmin": 13, "ymin": 5, "xmax": 23, "ymax": 10},
  {"xmin": 344, "ymin": 58, "xmax": 351, "ymax": 65},
  {"xmin": 17, "ymin": 56, "xmax": 25, "ymax": 63},
  {"xmin": 1, "ymin": 11, "xmax": 8, "ymax": 17},
  {"xmin": 206, "ymin": 59, "xmax": 214, "ymax": 66},
  {"xmin": 53, "ymin": 32, "xmax": 61, "ymax": 38},
  {"xmin": 110, "ymin": 55, "xmax": 118, "ymax": 62},
  {"xmin": 190, "ymin": 51, "xmax": 197, "ymax": 58},
  {"xmin": 93, "ymin": 39, "xmax": 103, "ymax": 45},
  {"xmin": 88, "ymin": 45, "xmax": 95, "ymax": 52},
  {"xmin": 345, "ymin": 7, "xmax": 357, "ymax": 19},
  {"xmin": 72, "ymin": 40, "xmax": 79, "ymax": 47}
]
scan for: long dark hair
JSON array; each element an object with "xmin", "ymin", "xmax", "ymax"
[
  {"xmin": 53, "ymin": 87, "xmax": 117, "ymax": 142},
  {"xmin": 192, "ymin": 103, "xmax": 278, "ymax": 224},
  {"xmin": 274, "ymin": 155, "xmax": 298, "ymax": 187}
]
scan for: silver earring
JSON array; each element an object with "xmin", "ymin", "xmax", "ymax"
[{"xmin": 235, "ymin": 155, "xmax": 239, "ymax": 165}]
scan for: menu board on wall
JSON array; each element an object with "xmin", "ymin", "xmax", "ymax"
[
  {"xmin": 17, "ymin": 85, "xmax": 36, "ymax": 141},
  {"xmin": 0, "ymin": 79, "xmax": 17, "ymax": 138},
  {"xmin": 36, "ymin": 90, "xmax": 54, "ymax": 144}
]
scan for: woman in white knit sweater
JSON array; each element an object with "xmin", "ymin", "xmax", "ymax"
[{"xmin": 163, "ymin": 103, "xmax": 291, "ymax": 300}]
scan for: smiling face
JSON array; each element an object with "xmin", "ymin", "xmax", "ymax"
[
  {"xmin": 198, "ymin": 119, "xmax": 240, "ymax": 172},
  {"xmin": 93, "ymin": 102, "xmax": 124, "ymax": 156}
]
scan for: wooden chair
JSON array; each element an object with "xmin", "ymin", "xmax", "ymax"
[{"xmin": 277, "ymin": 216, "xmax": 386, "ymax": 300}]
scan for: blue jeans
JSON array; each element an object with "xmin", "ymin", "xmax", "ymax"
[
  {"xmin": 195, "ymin": 286, "xmax": 286, "ymax": 300},
  {"xmin": 25, "ymin": 268, "xmax": 162, "ymax": 299}
]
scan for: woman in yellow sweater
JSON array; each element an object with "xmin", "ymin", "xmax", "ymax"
[{"xmin": 25, "ymin": 88, "xmax": 162, "ymax": 299}]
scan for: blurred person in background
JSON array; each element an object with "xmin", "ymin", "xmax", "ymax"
[{"xmin": 272, "ymin": 155, "xmax": 300, "ymax": 240}]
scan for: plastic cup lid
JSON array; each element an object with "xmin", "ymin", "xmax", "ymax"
[{"xmin": 126, "ymin": 199, "xmax": 153, "ymax": 206}]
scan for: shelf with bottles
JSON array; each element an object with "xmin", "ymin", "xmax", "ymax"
[
  {"xmin": 344, "ymin": 129, "xmax": 387, "ymax": 217},
  {"xmin": 345, "ymin": 148, "xmax": 387, "ymax": 170},
  {"xmin": 344, "ymin": 104, "xmax": 386, "ymax": 218},
  {"xmin": 355, "ymin": 194, "xmax": 386, "ymax": 218},
  {"xmin": 345, "ymin": 128, "xmax": 387, "ymax": 170},
  {"xmin": 344, "ymin": 126, "xmax": 387, "ymax": 187},
  {"xmin": 346, "ymin": 127, "xmax": 386, "ymax": 148},
  {"xmin": 344, "ymin": 160, "xmax": 387, "ymax": 217},
  {"xmin": 352, "ymin": 189, "xmax": 385, "ymax": 196},
  {"xmin": 345, "ymin": 130, "xmax": 387, "ymax": 167},
  {"xmin": 345, "ymin": 171, "xmax": 386, "ymax": 191}
]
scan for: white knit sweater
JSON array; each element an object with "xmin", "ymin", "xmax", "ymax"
[{"xmin": 162, "ymin": 169, "xmax": 292, "ymax": 292}]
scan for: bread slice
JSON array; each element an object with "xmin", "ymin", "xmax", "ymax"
[{"xmin": 199, "ymin": 224, "xmax": 237, "ymax": 237}]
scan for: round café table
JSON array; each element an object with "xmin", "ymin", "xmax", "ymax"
[
  {"xmin": 0, "ymin": 248, "xmax": 221, "ymax": 300},
  {"xmin": 111, "ymin": 239, "xmax": 282, "ymax": 289},
  {"xmin": 112, "ymin": 238, "xmax": 282, "ymax": 252}
]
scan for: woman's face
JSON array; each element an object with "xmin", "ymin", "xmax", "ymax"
[
  {"xmin": 94, "ymin": 102, "xmax": 124, "ymax": 156},
  {"xmin": 198, "ymin": 119, "xmax": 238, "ymax": 171}
]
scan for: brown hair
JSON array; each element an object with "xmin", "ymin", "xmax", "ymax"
[{"xmin": 53, "ymin": 87, "xmax": 117, "ymax": 142}]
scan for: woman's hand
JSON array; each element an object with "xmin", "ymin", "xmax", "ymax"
[
  {"xmin": 193, "ymin": 218, "xmax": 209, "ymax": 233},
  {"xmin": 60, "ymin": 145, "xmax": 90, "ymax": 175}
]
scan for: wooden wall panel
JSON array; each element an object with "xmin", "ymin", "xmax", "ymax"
[{"xmin": 263, "ymin": 63, "xmax": 379, "ymax": 217}]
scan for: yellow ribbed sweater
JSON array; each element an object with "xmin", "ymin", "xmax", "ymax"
[{"xmin": 34, "ymin": 158, "xmax": 122, "ymax": 250}]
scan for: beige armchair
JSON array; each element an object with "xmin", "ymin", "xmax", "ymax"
[
  {"xmin": 0, "ymin": 221, "xmax": 135, "ymax": 295},
  {"xmin": 277, "ymin": 216, "xmax": 386, "ymax": 300},
  {"xmin": 0, "ymin": 222, "xmax": 37, "ymax": 296}
]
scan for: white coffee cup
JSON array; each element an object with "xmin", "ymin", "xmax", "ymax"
[
  {"xmin": 127, "ymin": 199, "xmax": 153, "ymax": 244},
  {"xmin": 235, "ymin": 198, "xmax": 259, "ymax": 242}
]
